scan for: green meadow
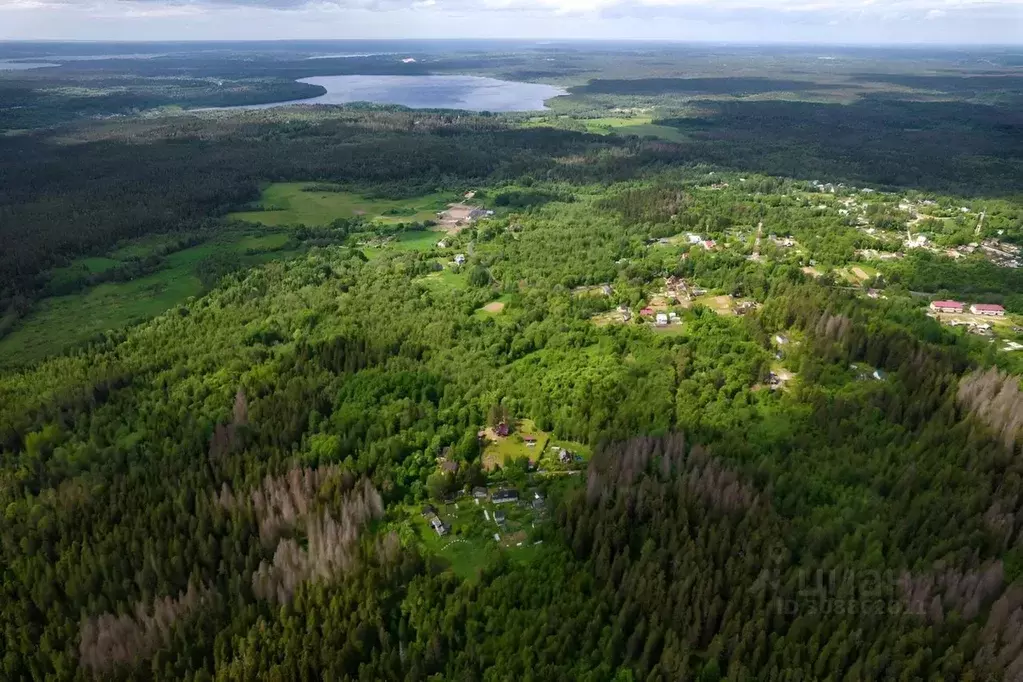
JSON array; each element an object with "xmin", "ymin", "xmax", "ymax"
[
  {"xmin": 0, "ymin": 229, "xmax": 298, "ymax": 367},
  {"xmin": 228, "ymin": 183, "xmax": 454, "ymax": 227},
  {"xmin": 581, "ymin": 117, "xmax": 689, "ymax": 142},
  {"xmin": 523, "ymin": 116, "xmax": 688, "ymax": 143}
]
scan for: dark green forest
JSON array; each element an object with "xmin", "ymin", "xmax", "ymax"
[{"xmin": 2, "ymin": 42, "xmax": 1023, "ymax": 681}]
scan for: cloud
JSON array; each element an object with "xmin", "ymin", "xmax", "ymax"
[
  {"xmin": 14, "ymin": 0, "xmax": 1018, "ymax": 15},
  {"xmin": 0, "ymin": 0, "xmax": 1020, "ymax": 41}
]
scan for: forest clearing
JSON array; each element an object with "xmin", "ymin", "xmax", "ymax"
[{"xmin": 228, "ymin": 182, "xmax": 453, "ymax": 226}]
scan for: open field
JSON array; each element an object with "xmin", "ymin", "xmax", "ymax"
[
  {"xmin": 0, "ymin": 266, "xmax": 205, "ymax": 366},
  {"xmin": 477, "ymin": 296, "xmax": 511, "ymax": 316},
  {"xmin": 522, "ymin": 115, "xmax": 688, "ymax": 143},
  {"xmin": 837, "ymin": 263, "xmax": 879, "ymax": 283},
  {"xmin": 228, "ymin": 183, "xmax": 453, "ymax": 227},
  {"xmin": 417, "ymin": 266, "xmax": 467, "ymax": 293},
  {"xmin": 581, "ymin": 117, "xmax": 689, "ymax": 142},
  {"xmin": 360, "ymin": 230, "xmax": 441, "ymax": 259},
  {"xmin": 0, "ymin": 230, "xmax": 299, "ymax": 367},
  {"xmin": 692, "ymin": 294, "xmax": 735, "ymax": 315}
]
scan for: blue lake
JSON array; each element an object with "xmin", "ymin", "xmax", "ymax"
[{"xmin": 235, "ymin": 75, "xmax": 567, "ymax": 112}]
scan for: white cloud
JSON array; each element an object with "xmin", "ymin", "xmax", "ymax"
[{"xmin": 0, "ymin": 0, "xmax": 1020, "ymax": 41}]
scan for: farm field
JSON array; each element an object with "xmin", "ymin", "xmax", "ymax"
[{"xmin": 227, "ymin": 183, "xmax": 454, "ymax": 227}]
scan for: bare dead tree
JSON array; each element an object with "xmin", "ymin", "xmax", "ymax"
[
  {"xmin": 78, "ymin": 581, "xmax": 209, "ymax": 674},
  {"xmin": 958, "ymin": 367, "xmax": 1023, "ymax": 451},
  {"xmin": 250, "ymin": 477, "xmax": 385, "ymax": 603}
]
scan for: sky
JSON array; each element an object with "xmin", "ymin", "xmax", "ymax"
[{"xmin": 0, "ymin": 0, "xmax": 1021, "ymax": 44}]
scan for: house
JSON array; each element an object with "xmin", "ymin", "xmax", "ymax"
[
  {"xmin": 872, "ymin": 369, "xmax": 887, "ymax": 381},
  {"xmin": 655, "ymin": 313, "xmax": 668, "ymax": 326},
  {"xmin": 970, "ymin": 303, "xmax": 1006, "ymax": 316},
  {"xmin": 437, "ymin": 240, "xmax": 448, "ymax": 248},
  {"xmin": 429, "ymin": 516, "xmax": 449, "ymax": 536},
  {"xmin": 440, "ymin": 460, "xmax": 459, "ymax": 474},
  {"xmin": 687, "ymin": 234, "xmax": 703, "ymax": 244},
  {"xmin": 421, "ymin": 504, "xmax": 436, "ymax": 517},
  {"xmin": 523, "ymin": 435, "xmax": 537, "ymax": 447},
  {"xmin": 703, "ymin": 240, "xmax": 716, "ymax": 250},
  {"xmin": 492, "ymin": 488, "xmax": 519, "ymax": 504},
  {"xmin": 494, "ymin": 510, "xmax": 506, "ymax": 525},
  {"xmin": 495, "ymin": 421, "xmax": 509, "ymax": 437},
  {"xmin": 735, "ymin": 301, "xmax": 758, "ymax": 315},
  {"xmin": 668, "ymin": 312, "xmax": 679, "ymax": 323},
  {"xmin": 601, "ymin": 284, "xmax": 613, "ymax": 296},
  {"xmin": 472, "ymin": 486, "xmax": 488, "ymax": 499},
  {"xmin": 930, "ymin": 300, "xmax": 965, "ymax": 314},
  {"xmin": 558, "ymin": 448, "xmax": 572, "ymax": 464},
  {"xmin": 640, "ymin": 307, "xmax": 654, "ymax": 317},
  {"xmin": 775, "ymin": 334, "xmax": 788, "ymax": 346},
  {"xmin": 454, "ymin": 254, "xmax": 466, "ymax": 265}
]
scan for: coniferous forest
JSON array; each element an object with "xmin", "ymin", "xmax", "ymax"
[{"xmin": 2, "ymin": 41, "xmax": 1023, "ymax": 681}]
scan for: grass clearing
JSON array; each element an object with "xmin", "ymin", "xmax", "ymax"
[
  {"xmin": 109, "ymin": 234, "xmax": 188, "ymax": 260},
  {"xmin": 482, "ymin": 418, "xmax": 550, "ymax": 470},
  {"xmin": 406, "ymin": 499, "xmax": 541, "ymax": 581},
  {"xmin": 582, "ymin": 117, "xmax": 688, "ymax": 142},
  {"xmin": 692, "ymin": 294, "xmax": 735, "ymax": 315},
  {"xmin": 360, "ymin": 230, "xmax": 440, "ymax": 259},
  {"xmin": 236, "ymin": 233, "xmax": 291, "ymax": 251},
  {"xmin": 481, "ymin": 418, "xmax": 590, "ymax": 471},
  {"xmin": 0, "ymin": 266, "xmax": 204, "ymax": 366},
  {"xmin": 228, "ymin": 183, "xmax": 453, "ymax": 227},
  {"xmin": 418, "ymin": 266, "xmax": 467, "ymax": 293},
  {"xmin": 476, "ymin": 294, "xmax": 512, "ymax": 317},
  {"xmin": 0, "ymin": 228, "xmax": 299, "ymax": 367}
]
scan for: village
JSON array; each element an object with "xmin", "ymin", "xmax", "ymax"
[
  {"xmin": 927, "ymin": 299, "xmax": 1023, "ymax": 350},
  {"xmin": 404, "ymin": 417, "xmax": 588, "ymax": 577}
]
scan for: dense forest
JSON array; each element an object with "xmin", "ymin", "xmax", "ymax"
[{"xmin": 2, "ymin": 42, "xmax": 1023, "ymax": 681}]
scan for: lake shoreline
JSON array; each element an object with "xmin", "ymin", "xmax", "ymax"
[{"xmin": 207, "ymin": 74, "xmax": 568, "ymax": 112}]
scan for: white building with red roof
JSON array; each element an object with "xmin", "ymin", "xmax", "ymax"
[
  {"xmin": 930, "ymin": 300, "xmax": 965, "ymax": 314},
  {"xmin": 970, "ymin": 303, "xmax": 1006, "ymax": 316}
]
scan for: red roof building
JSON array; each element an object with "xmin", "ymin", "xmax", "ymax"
[
  {"xmin": 970, "ymin": 303, "xmax": 1006, "ymax": 316},
  {"xmin": 930, "ymin": 300, "xmax": 964, "ymax": 314}
]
